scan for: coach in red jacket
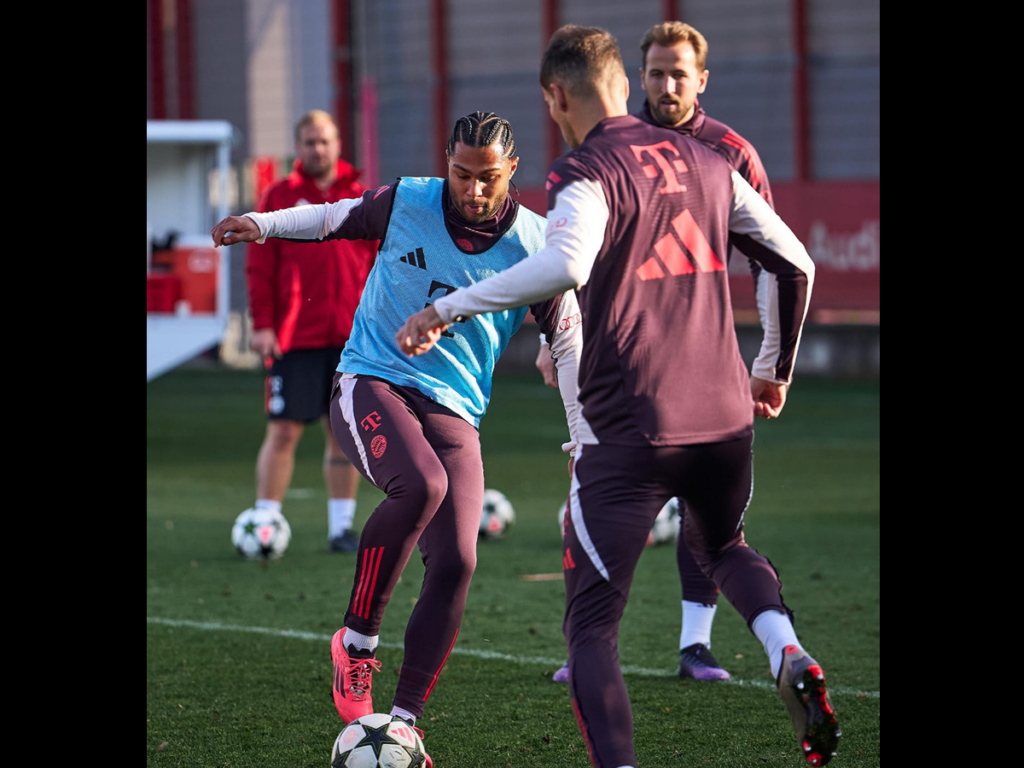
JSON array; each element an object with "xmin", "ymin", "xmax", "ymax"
[{"xmin": 245, "ymin": 110, "xmax": 378, "ymax": 553}]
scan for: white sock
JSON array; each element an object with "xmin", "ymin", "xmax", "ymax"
[
  {"xmin": 390, "ymin": 706, "xmax": 417, "ymax": 725},
  {"xmin": 329, "ymin": 498, "xmax": 357, "ymax": 537},
  {"xmin": 752, "ymin": 610, "xmax": 801, "ymax": 679},
  {"xmin": 680, "ymin": 600, "xmax": 718, "ymax": 650},
  {"xmin": 255, "ymin": 499, "xmax": 282, "ymax": 514},
  {"xmin": 343, "ymin": 628, "xmax": 379, "ymax": 654}
]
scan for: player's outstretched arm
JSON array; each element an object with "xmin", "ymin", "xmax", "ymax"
[
  {"xmin": 395, "ymin": 305, "xmax": 449, "ymax": 356},
  {"xmin": 212, "ymin": 215, "xmax": 261, "ymax": 247},
  {"xmin": 750, "ymin": 375, "xmax": 788, "ymax": 419}
]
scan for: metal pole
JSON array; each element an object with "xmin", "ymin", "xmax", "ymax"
[
  {"xmin": 149, "ymin": 0, "xmax": 167, "ymax": 118},
  {"xmin": 791, "ymin": 0, "xmax": 811, "ymax": 181},
  {"xmin": 431, "ymin": 0, "xmax": 449, "ymax": 177},
  {"xmin": 175, "ymin": 0, "xmax": 194, "ymax": 118},
  {"xmin": 543, "ymin": 0, "xmax": 561, "ymax": 169}
]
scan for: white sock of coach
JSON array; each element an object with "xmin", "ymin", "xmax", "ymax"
[{"xmin": 329, "ymin": 498, "xmax": 356, "ymax": 537}]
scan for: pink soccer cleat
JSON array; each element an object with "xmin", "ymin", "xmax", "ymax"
[{"xmin": 331, "ymin": 629, "xmax": 382, "ymax": 724}]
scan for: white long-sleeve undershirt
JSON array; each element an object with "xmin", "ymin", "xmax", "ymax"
[
  {"xmin": 544, "ymin": 290, "xmax": 584, "ymax": 457},
  {"xmin": 728, "ymin": 172, "xmax": 815, "ymax": 382},
  {"xmin": 244, "ymin": 198, "xmax": 365, "ymax": 243}
]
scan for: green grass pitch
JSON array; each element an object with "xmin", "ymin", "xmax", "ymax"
[{"xmin": 147, "ymin": 367, "xmax": 880, "ymax": 767}]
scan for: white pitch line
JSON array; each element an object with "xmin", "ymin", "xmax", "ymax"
[{"xmin": 147, "ymin": 616, "xmax": 879, "ymax": 699}]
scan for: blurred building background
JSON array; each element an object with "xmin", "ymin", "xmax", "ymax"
[{"xmin": 146, "ymin": 0, "xmax": 879, "ymax": 377}]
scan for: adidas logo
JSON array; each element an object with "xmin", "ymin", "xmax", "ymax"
[
  {"xmin": 563, "ymin": 547, "xmax": 576, "ymax": 570},
  {"xmin": 400, "ymin": 247, "xmax": 427, "ymax": 269},
  {"xmin": 636, "ymin": 209, "xmax": 724, "ymax": 281}
]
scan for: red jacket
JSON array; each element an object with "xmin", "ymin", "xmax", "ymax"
[{"xmin": 246, "ymin": 158, "xmax": 378, "ymax": 351}]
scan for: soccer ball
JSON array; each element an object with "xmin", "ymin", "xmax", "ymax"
[
  {"xmin": 331, "ymin": 713, "xmax": 427, "ymax": 768},
  {"xmin": 648, "ymin": 497, "xmax": 681, "ymax": 546},
  {"xmin": 557, "ymin": 497, "xmax": 680, "ymax": 545},
  {"xmin": 479, "ymin": 488, "xmax": 515, "ymax": 540},
  {"xmin": 230, "ymin": 507, "xmax": 291, "ymax": 560}
]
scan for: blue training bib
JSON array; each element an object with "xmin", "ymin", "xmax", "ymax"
[{"xmin": 339, "ymin": 177, "xmax": 546, "ymax": 427}]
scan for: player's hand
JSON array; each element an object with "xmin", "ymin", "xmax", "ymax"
[
  {"xmin": 396, "ymin": 306, "xmax": 448, "ymax": 356},
  {"xmin": 211, "ymin": 215, "xmax": 260, "ymax": 247},
  {"xmin": 250, "ymin": 328, "xmax": 282, "ymax": 359},
  {"xmin": 751, "ymin": 375, "xmax": 788, "ymax": 419},
  {"xmin": 535, "ymin": 342, "xmax": 559, "ymax": 389}
]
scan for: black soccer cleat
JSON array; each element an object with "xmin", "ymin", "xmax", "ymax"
[
  {"xmin": 328, "ymin": 529, "xmax": 361, "ymax": 553},
  {"xmin": 776, "ymin": 645, "xmax": 841, "ymax": 766},
  {"xmin": 677, "ymin": 643, "xmax": 731, "ymax": 681}
]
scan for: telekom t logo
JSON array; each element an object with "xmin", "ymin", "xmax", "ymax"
[
  {"xmin": 361, "ymin": 411, "xmax": 382, "ymax": 431},
  {"xmin": 630, "ymin": 141, "xmax": 688, "ymax": 194}
]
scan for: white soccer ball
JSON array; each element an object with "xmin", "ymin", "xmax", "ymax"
[
  {"xmin": 648, "ymin": 497, "xmax": 681, "ymax": 546},
  {"xmin": 331, "ymin": 713, "xmax": 427, "ymax": 768},
  {"xmin": 230, "ymin": 507, "xmax": 291, "ymax": 560},
  {"xmin": 557, "ymin": 497, "xmax": 680, "ymax": 546},
  {"xmin": 479, "ymin": 488, "xmax": 515, "ymax": 540}
]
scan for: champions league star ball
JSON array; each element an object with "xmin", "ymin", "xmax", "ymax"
[
  {"xmin": 230, "ymin": 507, "xmax": 291, "ymax": 560},
  {"xmin": 557, "ymin": 497, "xmax": 681, "ymax": 546},
  {"xmin": 331, "ymin": 713, "xmax": 427, "ymax": 768},
  {"xmin": 479, "ymin": 488, "xmax": 516, "ymax": 540}
]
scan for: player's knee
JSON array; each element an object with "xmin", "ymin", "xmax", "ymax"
[
  {"xmin": 266, "ymin": 420, "xmax": 303, "ymax": 450},
  {"xmin": 396, "ymin": 471, "xmax": 448, "ymax": 516},
  {"xmin": 427, "ymin": 550, "xmax": 476, "ymax": 588}
]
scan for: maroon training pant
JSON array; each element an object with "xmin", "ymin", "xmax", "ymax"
[
  {"xmin": 330, "ymin": 373, "xmax": 484, "ymax": 717},
  {"xmin": 563, "ymin": 435, "xmax": 789, "ymax": 768}
]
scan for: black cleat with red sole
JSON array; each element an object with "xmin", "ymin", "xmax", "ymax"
[{"xmin": 776, "ymin": 645, "xmax": 841, "ymax": 766}]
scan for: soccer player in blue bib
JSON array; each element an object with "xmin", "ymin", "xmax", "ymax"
[{"xmin": 212, "ymin": 113, "xmax": 583, "ymax": 763}]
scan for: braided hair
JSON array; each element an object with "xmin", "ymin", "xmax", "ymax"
[{"xmin": 446, "ymin": 112, "xmax": 516, "ymax": 160}]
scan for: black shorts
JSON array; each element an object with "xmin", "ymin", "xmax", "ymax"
[{"xmin": 265, "ymin": 347, "xmax": 345, "ymax": 423}]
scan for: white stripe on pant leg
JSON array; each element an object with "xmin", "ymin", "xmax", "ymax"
[
  {"xmin": 569, "ymin": 443, "xmax": 610, "ymax": 581},
  {"xmin": 340, "ymin": 373, "xmax": 376, "ymax": 485},
  {"xmin": 735, "ymin": 441, "xmax": 755, "ymax": 533}
]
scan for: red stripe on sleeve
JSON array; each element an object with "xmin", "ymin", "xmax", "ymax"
[{"xmin": 722, "ymin": 132, "xmax": 765, "ymax": 194}]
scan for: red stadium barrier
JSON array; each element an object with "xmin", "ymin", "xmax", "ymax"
[
  {"xmin": 150, "ymin": 247, "xmax": 218, "ymax": 314},
  {"xmin": 733, "ymin": 181, "xmax": 879, "ymax": 322},
  {"xmin": 147, "ymin": 273, "xmax": 181, "ymax": 313}
]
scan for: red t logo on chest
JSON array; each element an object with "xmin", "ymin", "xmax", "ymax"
[{"xmin": 630, "ymin": 141, "xmax": 689, "ymax": 194}]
